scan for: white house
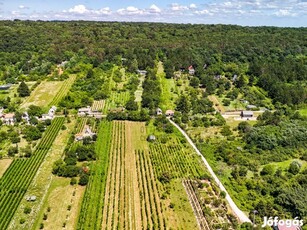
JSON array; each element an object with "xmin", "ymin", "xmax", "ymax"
[
  {"xmin": 75, "ymin": 125, "xmax": 96, "ymax": 141},
  {"xmin": 241, "ymin": 111, "xmax": 253, "ymax": 118},
  {"xmin": 2, "ymin": 113, "xmax": 15, "ymax": 125},
  {"xmin": 78, "ymin": 106, "xmax": 91, "ymax": 116},
  {"xmin": 188, "ymin": 65, "xmax": 195, "ymax": 75},
  {"xmin": 137, "ymin": 70, "xmax": 147, "ymax": 76},
  {"xmin": 165, "ymin": 110, "xmax": 175, "ymax": 117},
  {"xmin": 156, "ymin": 108, "xmax": 162, "ymax": 116},
  {"xmin": 22, "ymin": 112, "xmax": 30, "ymax": 124},
  {"xmin": 41, "ymin": 106, "xmax": 57, "ymax": 121}
]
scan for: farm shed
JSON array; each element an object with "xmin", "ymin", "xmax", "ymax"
[
  {"xmin": 147, "ymin": 135, "xmax": 156, "ymax": 142},
  {"xmin": 156, "ymin": 108, "xmax": 162, "ymax": 115},
  {"xmin": 240, "ymin": 111, "xmax": 253, "ymax": 118},
  {"xmin": 165, "ymin": 110, "xmax": 175, "ymax": 117}
]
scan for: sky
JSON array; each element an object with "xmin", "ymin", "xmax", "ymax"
[{"xmin": 0, "ymin": 0, "xmax": 306, "ymax": 27}]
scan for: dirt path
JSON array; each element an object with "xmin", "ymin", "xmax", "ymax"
[{"xmin": 168, "ymin": 118, "xmax": 251, "ymax": 224}]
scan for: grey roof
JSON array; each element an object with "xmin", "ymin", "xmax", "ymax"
[{"xmin": 241, "ymin": 111, "xmax": 254, "ymax": 115}]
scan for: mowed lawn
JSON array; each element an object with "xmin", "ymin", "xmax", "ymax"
[{"xmin": 21, "ymin": 81, "xmax": 64, "ymax": 108}]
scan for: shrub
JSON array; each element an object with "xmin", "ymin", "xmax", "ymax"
[
  {"xmin": 288, "ymin": 161, "xmax": 301, "ymax": 175},
  {"xmin": 24, "ymin": 206, "xmax": 31, "ymax": 214},
  {"xmin": 20, "ymin": 218, "xmax": 26, "ymax": 224},
  {"xmin": 70, "ymin": 177, "xmax": 77, "ymax": 185},
  {"xmin": 261, "ymin": 165, "xmax": 275, "ymax": 176}
]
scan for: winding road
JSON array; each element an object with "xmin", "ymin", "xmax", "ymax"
[{"xmin": 168, "ymin": 118, "xmax": 251, "ymax": 223}]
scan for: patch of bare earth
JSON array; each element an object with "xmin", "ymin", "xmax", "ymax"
[{"xmin": 0, "ymin": 159, "xmax": 12, "ymax": 178}]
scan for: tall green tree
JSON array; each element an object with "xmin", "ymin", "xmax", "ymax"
[{"xmin": 17, "ymin": 81, "xmax": 30, "ymax": 97}]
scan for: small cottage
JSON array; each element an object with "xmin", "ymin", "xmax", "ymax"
[
  {"xmin": 188, "ymin": 65, "xmax": 195, "ymax": 75},
  {"xmin": 75, "ymin": 125, "xmax": 96, "ymax": 141},
  {"xmin": 147, "ymin": 135, "xmax": 156, "ymax": 142},
  {"xmin": 241, "ymin": 111, "xmax": 253, "ymax": 118},
  {"xmin": 156, "ymin": 108, "xmax": 162, "ymax": 116},
  {"xmin": 41, "ymin": 106, "xmax": 57, "ymax": 121},
  {"xmin": 165, "ymin": 110, "xmax": 175, "ymax": 117},
  {"xmin": 0, "ymin": 84, "xmax": 12, "ymax": 90},
  {"xmin": 78, "ymin": 106, "xmax": 91, "ymax": 116},
  {"xmin": 2, "ymin": 113, "xmax": 15, "ymax": 125},
  {"xmin": 246, "ymin": 105, "xmax": 257, "ymax": 110},
  {"xmin": 26, "ymin": 195, "xmax": 37, "ymax": 201},
  {"xmin": 137, "ymin": 70, "xmax": 147, "ymax": 76}
]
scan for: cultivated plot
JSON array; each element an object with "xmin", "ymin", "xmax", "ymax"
[{"xmin": 21, "ymin": 81, "xmax": 64, "ymax": 108}]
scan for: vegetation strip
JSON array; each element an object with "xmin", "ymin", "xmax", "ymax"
[
  {"xmin": 0, "ymin": 117, "xmax": 64, "ymax": 229},
  {"xmin": 76, "ymin": 121, "xmax": 112, "ymax": 230}
]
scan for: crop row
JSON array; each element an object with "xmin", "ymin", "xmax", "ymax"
[
  {"xmin": 91, "ymin": 100, "xmax": 105, "ymax": 111},
  {"xmin": 183, "ymin": 180, "xmax": 211, "ymax": 230},
  {"xmin": 136, "ymin": 149, "xmax": 166, "ymax": 230},
  {"xmin": 49, "ymin": 75, "xmax": 76, "ymax": 106},
  {"xmin": 103, "ymin": 91, "xmax": 130, "ymax": 113},
  {"xmin": 0, "ymin": 117, "xmax": 65, "ymax": 229},
  {"xmin": 77, "ymin": 121, "xmax": 112, "ymax": 230},
  {"xmin": 101, "ymin": 121, "xmax": 125, "ymax": 229},
  {"xmin": 149, "ymin": 139, "xmax": 205, "ymax": 179}
]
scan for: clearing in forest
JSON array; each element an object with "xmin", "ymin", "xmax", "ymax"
[{"xmin": 21, "ymin": 81, "xmax": 64, "ymax": 108}]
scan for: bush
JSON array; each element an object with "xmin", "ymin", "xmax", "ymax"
[
  {"xmin": 79, "ymin": 173, "xmax": 89, "ymax": 186},
  {"xmin": 70, "ymin": 177, "xmax": 77, "ymax": 185},
  {"xmin": 288, "ymin": 161, "xmax": 301, "ymax": 175},
  {"xmin": 39, "ymin": 223, "xmax": 44, "ymax": 229},
  {"xmin": 261, "ymin": 165, "xmax": 275, "ymax": 176},
  {"xmin": 220, "ymin": 191, "xmax": 226, "ymax": 199},
  {"xmin": 20, "ymin": 218, "xmax": 26, "ymax": 224},
  {"xmin": 24, "ymin": 206, "xmax": 31, "ymax": 214}
]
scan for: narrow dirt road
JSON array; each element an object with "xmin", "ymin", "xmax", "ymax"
[{"xmin": 168, "ymin": 118, "xmax": 251, "ymax": 223}]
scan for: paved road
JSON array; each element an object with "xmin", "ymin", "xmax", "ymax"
[{"xmin": 168, "ymin": 118, "xmax": 251, "ymax": 223}]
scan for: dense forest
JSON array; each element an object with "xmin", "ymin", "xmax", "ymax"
[{"xmin": 0, "ymin": 21, "xmax": 306, "ymax": 106}]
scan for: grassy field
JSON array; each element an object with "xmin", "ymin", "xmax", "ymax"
[
  {"xmin": 48, "ymin": 75, "xmax": 76, "ymax": 106},
  {"xmin": 0, "ymin": 159, "xmax": 12, "ymax": 178},
  {"xmin": 158, "ymin": 62, "xmax": 177, "ymax": 111},
  {"xmin": 21, "ymin": 81, "xmax": 64, "ymax": 108},
  {"xmin": 134, "ymin": 74, "xmax": 145, "ymax": 106},
  {"xmin": 34, "ymin": 177, "xmax": 85, "ymax": 230},
  {"xmin": 208, "ymin": 95, "xmax": 226, "ymax": 113},
  {"xmin": 8, "ymin": 117, "xmax": 76, "ymax": 230}
]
